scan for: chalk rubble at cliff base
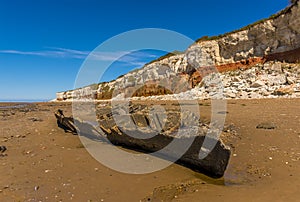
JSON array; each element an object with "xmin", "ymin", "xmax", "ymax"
[{"xmin": 130, "ymin": 62, "xmax": 300, "ymax": 101}]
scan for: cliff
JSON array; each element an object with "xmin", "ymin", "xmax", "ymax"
[{"xmin": 56, "ymin": 1, "xmax": 300, "ymax": 101}]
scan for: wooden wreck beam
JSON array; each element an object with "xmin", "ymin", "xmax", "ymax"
[{"xmin": 55, "ymin": 107, "xmax": 231, "ymax": 178}]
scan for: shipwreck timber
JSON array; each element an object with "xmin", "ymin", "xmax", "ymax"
[{"xmin": 55, "ymin": 103, "xmax": 231, "ymax": 178}]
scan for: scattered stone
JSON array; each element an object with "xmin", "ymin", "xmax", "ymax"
[
  {"xmin": 251, "ymin": 80, "xmax": 265, "ymax": 88},
  {"xmin": 226, "ymin": 92, "xmax": 236, "ymax": 98},
  {"xmin": 270, "ymin": 63, "xmax": 282, "ymax": 72},
  {"xmin": 28, "ymin": 117, "xmax": 43, "ymax": 122},
  {"xmin": 0, "ymin": 146, "xmax": 6, "ymax": 153},
  {"xmin": 273, "ymin": 84, "xmax": 295, "ymax": 95},
  {"xmin": 217, "ymin": 111, "xmax": 228, "ymax": 114},
  {"xmin": 249, "ymin": 92, "xmax": 260, "ymax": 99},
  {"xmin": 15, "ymin": 135, "xmax": 26, "ymax": 138},
  {"xmin": 223, "ymin": 124, "xmax": 237, "ymax": 133},
  {"xmin": 256, "ymin": 122, "xmax": 276, "ymax": 130},
  {"xmin": 287, "ymin": 77, "xmax": 296, "ymax": 84},
  {"xmin": 24, "ymin": 150, "xmax": 32, "ymax": 155}
]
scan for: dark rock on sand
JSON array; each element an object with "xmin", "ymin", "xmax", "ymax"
[
  {"xmin": 0, "ymin": 146, "xmax": 7, "ymax": 153},
  {"xmin": 256, "ymin": 122, "xmax": 277, "ymax": 130},
  {"xmin": 28, "ymin": 117, "xmax": 43, "ymax": 122}
]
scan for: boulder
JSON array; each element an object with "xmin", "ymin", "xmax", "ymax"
[
  {"xmin": 251, "ymin": 80, "xmax": 265, "ymax": 88},
  {"xmin": 287, "ymin": 77, "xmax": 296, "ymax": 84},
  {"xmin": 273, "ymin": 84, "xmax": 295, "ymax": 95},
  {"xmin": 226, "ymin": 92, "xmax": 236, "ymax": 98}
]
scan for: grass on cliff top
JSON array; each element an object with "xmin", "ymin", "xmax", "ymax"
[{"xmin": 195, "ymin": 1, "xmax": 296, "ymax": 43}]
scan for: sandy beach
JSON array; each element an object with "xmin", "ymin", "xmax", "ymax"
[{"xmin": 0, "ymin": 98, "xmax": 299, "ymax": 201}]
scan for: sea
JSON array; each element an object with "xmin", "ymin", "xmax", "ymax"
[{"xmin": 0, "ymin": 99, "xmax": 50, "ymax": 103}]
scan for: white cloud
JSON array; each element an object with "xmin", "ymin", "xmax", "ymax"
[{"xmin": 0, "ymin": 47, "xmax": 162, "ymax": 67}]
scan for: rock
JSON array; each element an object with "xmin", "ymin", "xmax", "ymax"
[
  {"xmin": 226, "ymin": 92, "xmax": 236, "ymax": 98},
  {"xmin": 287, "ymin": 77, "xmax": 296, "ymax": 84},
  {"xmin": 232, "ymin": 77, "xmax": 241, "ymax": 82},
  {"xmin": 273, "ymin": 84, "xmax": 295, "ymax": 95},
  {"xmin": 231, "ymin": 82, "xmax": 243, "ymax": 88},
  {"xmin": 249, "ymin": 92, "xmax": 260, "ymax": 99},
  {"xmin": 275, "ymin": 75, "xmax": 288, "ymax": 85},
  {"xmin": 28, "ymin": 117, "xmax": 43, "ymax": 122},
  {"xmin": 256, "ymin": 122, "xmax": 276, "ymax": 130},
  {"xmin": 16, "ymin": 134, "xmax": 26, "ymax": 138},
  {"xmin": 270, "ymin": 63, "xmax": 282, "ymax": 72},
  {"xmin": 0, "ymin": 146, "xmax": 6, "ymax": 153},
  {"xmin": 223, "ymin": 123, "xmax": 237, "ymax": 133},
  {"xmin": 237, "ymin": 91, "xmax": 249, "ymax": 99},
  {"xmin": 251, "ymin": 80, "xmax": 265, "ymax": 88},
  {"xmin": 260, "ymin": 89, "xmax": 271, "ymax": 96}
]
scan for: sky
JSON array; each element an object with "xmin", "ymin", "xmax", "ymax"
[{"xmin": 0, "ymin": 0, "xmax": 290, "ymax": 101}]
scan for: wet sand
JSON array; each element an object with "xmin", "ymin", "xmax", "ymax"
[{"xmin": 0, "ymin": 99, "xmax": 299, "ymax": 201}]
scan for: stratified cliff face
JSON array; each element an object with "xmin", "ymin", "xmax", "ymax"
[
  {"xmin": 57, "ymin": 1, "xmax": 300, "ymax": 101},
  {"xmin": 189, "ymin": 1, "xmax": 300, "ymax": 65}
]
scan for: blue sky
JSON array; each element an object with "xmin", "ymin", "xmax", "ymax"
[{"xmin": 0, "ymin": 0, "xmax": 290, "ymax": 101}]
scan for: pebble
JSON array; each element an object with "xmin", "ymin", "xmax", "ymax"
[
  {"xmin": 25, "ymin": 150, "xmax": 32, "ymax": 154},
  {"xmin": 256, "ymin": 122, "xmax": 277, "ymax": 130},
  {"xmin": 15, "ymin": 135, "xmax": 26, "ymax": 138}
]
